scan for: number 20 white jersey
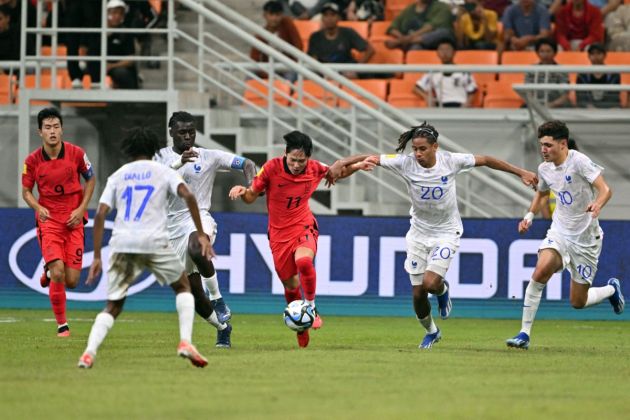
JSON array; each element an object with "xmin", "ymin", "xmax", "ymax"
[
  {"xmin": 99, "ymin": 160, "xmax": 184, "ymax": 253},
  {"xmin": 538, "ymin": 150, "xmax": 603, "ymax": 237},
  {"xmin": 380, "ymin": 151, "xmax": 475, "ymax": 237}
]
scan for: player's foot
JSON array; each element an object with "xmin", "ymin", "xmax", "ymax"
[
  {"xmin": 77, "ymin": 351, "xmax": 95, "ymax": 369},
  {"xmin": 506, "ymin": 332, "xmax": 530, "ymax": 350},
  {"xmin": 297, "ymin": 330, "xmax": 310, "ymax": 348},
  {"xmin": 215, "ymin": 323, "xmax": 232, "ymax": 348},
  {"xmin": 177, "ymin": 341, "xmax": 208, "ymax": 368},
  {"xmin": 419, "ymin": 328, "xmax": 441, "ymax": 349},
  {"xmin": 57, "ymin": 324, "xmax": 70, "ymax": 337},
  {"xmin": 311, "ymin": 306, "xmax": 323, "ymax": 329},
  {"xmin": 436, "ymin": 281, "xmax": 452, "ymax": 319},
  {"xmin": 608, "ymin": 278, "xmax": 625, "ymax": 315},
  {"xmin": 211, "ymin": 298, "xmax": 232, "ymax": 323},
  {"xmin": 40, "ymin": 270, "xmax": 50, "ymax": 288}
]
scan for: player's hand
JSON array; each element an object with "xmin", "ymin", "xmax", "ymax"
[
  {"xmin": 181, "ymin": 148, "xmax": 199, "ymax": 164},
  {"xmin": 86, "ymin": 258, "xmax": 102, "ymax": 285},
  {"xmin": 521, "ymin": 171, "xmax": 538, "ymax": 191},
  {"xmin": 229, "ymin": 185, "xmax": 246, "ymax": 200},
  {"xmin": 38, "ymin": 206, "xmax": 50, "ymax": 222},
  {"xmin": 518, "ymin": 218, "xmax": 532, "ymax": 234},
  {"xmin": 197, "ymin": 234, "xmax": 215, "ymax": 259},
  {"xmin": 66, "ymin": 207, "xmax": 84, "ymax": 228},
  {"xmin": 355, "ymin": 159, "xmax": 376, "ymax": 172},
  {"xmin": 586, "ymin": 202, "xmax": 602, "ymax": 218}
]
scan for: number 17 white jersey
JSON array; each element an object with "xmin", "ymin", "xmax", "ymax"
[{"xmin": 99, "ymin": 160, "xmax": 185, "ymax": 253}]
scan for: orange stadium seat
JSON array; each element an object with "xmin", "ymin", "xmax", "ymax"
[
  {"xmin": 339, "ymin": 79, "xmax": 388, "ymax": 108},
  {"xmin": 338, "ymin": 21, "xmax": 369, "ymax": 39},
  {"xmin": 0, "ymin": 74, "xmax": 17, "ymax": 104},
  {"xmin": 484, "ymin": 81, "xmax": 524, "ymax": 108},
  {"xmin": 388, "ymin": 79, "xmax": 426, "ymax": 108},
  {"xmin": 41, "ymin": 45, "xmax": 68, "ymax": 57},
  {"xmin": 17, "ymin": 74, "xmax": 68, "ymax": 105},
  {"xmin": 369, "ymin": 21, "xmax": 394, "ymax": 44},
  {"xmin": 367, "ymin": 46, "xmax": 404, "ymax": 64},
  {"xmin": 243, "ymin": 79, "xmax": 292, "ymax": 107},
  {"xmin": 499, "ymin": 50, "xmax": 538, "ymax": 83},
  {"xmin": 555, "ymin": 51, "xmax": 590, "ymax": 105},
  {"xmin": 454, "ymin": 50, "xmax": 498, "ymax": 107},
  {"xmin": 605, "ymin": 52, "xmax": 630, "ymax": 107},
  {"xmin": 293, "ymin": 80, "xmax": 339, "ymax": 107},
  {"xmin": 294, "ymin": 20, "xmax": 321, "ymax": 51},
  {"xmin": 404, "ymin": 50, "xmax": 441, "ymax": 81}
]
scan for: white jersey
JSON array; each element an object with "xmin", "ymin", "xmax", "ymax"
[
  {"xmin": 416, "ymin": 72, "xmax": 477, "ymax": 105},
  {"xmin": 154, "ymin": 146, "xmax": 241, "ymax": 239},
  {"xmin": 538, "ymin": 149, "xmax": 603, "ymax": 237},
  {"xmin": 99, "ymin": 160, "xmax": 185, "ymax": 253},
  {"xmin": 381, "ymin": 151, "xmax": 476, "ymax": 237}
]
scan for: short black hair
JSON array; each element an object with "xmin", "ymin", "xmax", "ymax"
[
  {"xmin": 538, "ymin": 120, "xmax": 569, "ymax": 141},
  {"xmin": 263, "ymin": 0, "xmax": 283, "ymax": 13},
  {"xmin": 535, "ymin": 37, "xmax": 557, "ymax": 53},
  {"xmin": 587, "ymin": 43, "xmax": 606, "ymax": 55},
  {"xmin": 168, "ymin": 111, "xmax": 195, "ymax": 129},
  {"xmin": 396, "ymin": 122, "xmax": 439, "ymax": 152},
  {"xmin": 568, "ymin": 138, "xmax": 578, "ymax": 150},
  {"xmin": 37, "ymin": 107, "xmax": 63, "ymax": 129},
  {"xmin": 437, "ymin": 37, "xmax": 457, "ymax": 51},
  {"xmin": 283, "ymin": 130, "xmax": 313, "ymax": 156},
  {"xmin": 121, "ymin": 127, "xmax": 161, "ymax": 159}
]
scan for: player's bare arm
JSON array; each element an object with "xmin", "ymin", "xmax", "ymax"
[
  {"xmin": 324, "ymin": 158, "xmax": 377, "ymax": 186},
  {"xmin": 229, "ymin": 184, "xmax": 261, "ymax": 204},
  {"xmin": 86, "ymin": 203, "xmax": 110, "ymax": 285},
  {"xmin": 518, "ymin": 190, "xmax": 550, "ymax": 234},
  {"xmin": 586, "ymin": 174, "xmax": 612, "ymax": 218},
  {"xmin": 474, "ymin": 155, "xmax": 538, "ymax": 190},
  {"xmin": 67, "ymin": 176, "xmax": 96, "ymax": 228},
  {"xmin": 327, "ymin": 153, "xmax": 374, "ymax": 184},
  {"xmin": 22, "ymin": 186, "xmax": 50, "ymax": 222},
  {"xmin": 177, "ymin": 183, "xmax": 215, "ymax": 259}
]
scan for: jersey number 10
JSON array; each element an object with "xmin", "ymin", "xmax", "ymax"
[{"xmin": 121, "ymin": 185, "xmax": 155, "ymax": 221}]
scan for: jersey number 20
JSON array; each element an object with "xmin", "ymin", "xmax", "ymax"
[{"xmin": 121, "ymin": 185, "xmax": 155, "ymax": 221}]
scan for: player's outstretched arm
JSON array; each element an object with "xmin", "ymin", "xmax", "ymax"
[
  {"xmin": 241, "ymin": 158, "xmax": 258, "ymax": 186},
  {"xmin": 474, "ymin": 155, "xmax": 538, "ymax": 190},
  {"xmin": 22, "ymin": 186, "xmax": 50, "ymax": 222},
  {"xmin": 229, "ymin": 185, "xmax": 261, "ymax": 204},
  {"xmin": 327, "ymin": 153, "xmax": 374, "ymax": 184},
  {"xmin": 586, "ymin": 174, "xmax": 612, "ymax": 218},
  {"xmin": 86, "ymin": 203, "xmax": 110, "ymax": 285},
  {"xmin": 518, "ymin": 190, "xmax": 549, "ymax": 234},
  {"xmin": 178, "ymin": 183, "xmax": 215, "ymax": 259},
  {"xmin": 326, "ymin": 155, "xmax": 379, "ymax": 185}
]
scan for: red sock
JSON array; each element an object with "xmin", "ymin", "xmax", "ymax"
[
  {"xmin": 283, "ymin": 286, "xmax": 302, "ymax": 304},
  {"xmin": 296, "ymin": 257, "xmax": 316, "ymax": 301},
  {"xmin": 49, "ymin": 281, "xmax": 67, "ymax": 326}
]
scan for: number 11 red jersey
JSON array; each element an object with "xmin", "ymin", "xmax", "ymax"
[{"xmin": 252, "ymin": 157, "xmax": 329, "ymax": 242}]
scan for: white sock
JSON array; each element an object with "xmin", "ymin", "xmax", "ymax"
[
  {"xmin": 85, "ymin": 312, "xmax": 114, "ymax": 355},
  {"xmin": 203, "ymin": 273, "xmax": 222, "ymax": 300},
  {"xmin": 305, "ymin": 299, "xmax": 315, "ymax": 307},
  {"xmin": 584, "ymin": 285, "xmax": 615, "ymax": 307},
  {"xmin": 521, "ymin": 280, "xmax": 545, "ymax": 336},
  {"xmin": 206, "ymin": 311, "xmax": 227, "ymax": 331},
  {"xmin": 418, "ymin": 314, "xmax": 438, "ymax": 334},
  {"xmin": 176, "ymin": 292, "xmax": 195, "ymax": 343}
]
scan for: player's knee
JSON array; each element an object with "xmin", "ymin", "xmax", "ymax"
[
  {"xmin": 295, "ymin": 257, "xmax": 315, "ymax": 275},
  {"xmin": 570, "ymin": 297, "xmax": 587, "ymax": 309},
  {"xmin": 65, "ymin": 278, "xmax": 79, "ymax": 289},
  {"xmin": 49, "ymin": 267, "xmax": 65, "ymax": 283}
]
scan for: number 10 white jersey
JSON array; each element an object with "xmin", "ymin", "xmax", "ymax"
[
  {"xmin": 380, "ymin": 151, "xmax": 475, "ymax": 237},
  {"xmin": 99, "ymin": 160, "xmax": 185, "ymax": 253}
]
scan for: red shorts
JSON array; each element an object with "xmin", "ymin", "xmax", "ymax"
[
  {"xmin": 36, "ymin": 219, "xmax": 84, "ymax": 270},
  {"xmin": 270, "ymin": 226, "xmax": 318, "ymax": 280}
]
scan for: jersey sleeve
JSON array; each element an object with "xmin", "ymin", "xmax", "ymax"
[
  {"xmin": 314, "ymin": 160, "xmax": 329, "ymax": 181},
  {"xmin": 166, "ymin": 167, "xmax": 186, "ymax": 196},
  {"xmin": 451, "ymin": 153, "xmax": 475, "ymax": 174},
  {"xmin": 205, "ymin": 149, "xmax": 243, "ymax": 171},
  {"xmin": 380, "ymin": 154, "xmax": 405, "ymax": 176},
  {"xmin": 537, "ymin": 164, "xmax": 550, "ymax": 192},
  {"xmin": 251, "ymin": 161, "xmax": 272, "ymax": 193},
  {"xmin": 577, "ymin": 154, "xmax": 603, "ymax": 184},
  {"xmin": 99, "ymin": 177, "xmax": 117, "ymax": 209},
  {"xmin": 76, "ymin": 147, "xmax": 94, "ymax": 180},
  {"xmin": 22, "ymin": 155, "xmax": 36, "ymax": 189}
]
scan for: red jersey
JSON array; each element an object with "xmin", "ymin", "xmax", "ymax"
[
  {"xmin": 252, "ymin": 156, "xmax": 329, "ymax": 241},
  {"xmin": 22, "ymin": 141, "xmax": 93, "ymax": 223}
]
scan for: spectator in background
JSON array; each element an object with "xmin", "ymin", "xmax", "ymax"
[
  {"xmin": 589, "ymin": 0, "xmax": 621, "ymax": 18},
  {"xmin": 0, "ymin": 5, "xmax": 19, "ymax": 63},
  {"xmin": 555, "ymin": 0, "xmax": 604, "ymax": 51},
  {"xmin": 482, "ymin": 0, "xmax": 512, "ymax": 17},
  {"xmin": 502, "ymin": 0, "xmax": 552, "ymax": 51},
  {"xmin": 606, "ymin": 4, "xmax": 630, "ymax": 51},
  {"xmin": 524, "ymin": 38, "xmax": 569, "ymax": 107},
  {"xmin": 346, "ymin": 0, "xmax": 385, "ymax": 21},
  {"xmin": 386, "ymin": 0, "xmax": 454, "ymax": 51},
  {"xmin": 0, "ymin": 0, "xmax": 36, "ymax": 55},
  {"xmin": 284, "ymin": 0, "xmax": 351, "ymax": 19},
  {"xmin": 576, "ymin": 43, "xmax": 622, "ymax": 108},
  {"xmin": 251, "ymin": 1, "xmax": 303, "ymax": 82},
  {"xmin": 307, "ymin": 2, "xmax": 374, "ymax": 78},
  {"xmin": 457, "ymin": 0, "xmax": 499, "ymax": 50},
  {"xmin": 414, "ymin": 38, "xmax": 478, "ymax": 107}
]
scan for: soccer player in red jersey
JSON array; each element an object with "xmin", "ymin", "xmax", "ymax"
[
  {"xmin": 21, "ymin": 108, "xmax": 96, "ymax": 337},
  {"xmin": 229, "ymin": 131, "xmax": 371, "ymax": 348}
]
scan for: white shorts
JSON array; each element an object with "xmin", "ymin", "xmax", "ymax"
[
  {"xmin": 107, "ymin": 250, "xmax": 185, "ymax": 301},
  {"xmin": 169, "ymin": 214, "xmax": 217, "ymax": 275},
  {"xmin": 539, "ymin": 227, "xmax": 603, "ymax": 285},
  {"xmin": 404, "ymin": 228, "xmax": 460, "ymax": 286}
]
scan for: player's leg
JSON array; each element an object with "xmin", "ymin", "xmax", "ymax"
[
  {"xmin": 171, "ymin": 273, "xmax": 207, "ymax": 367},
  {"xmin": 423, "ymin": 239, "xmax": 460, "ymax": 320},
  {"xmin": 295, "ymin": 244, "xmax": 321, "ymax": 329},
  {"xmin": 47, "ymin": 259, "xmax": 71, "ymax": 336},
  {"xmin": 78, "ymin": 299, "xmax": 125, "ymax": 369},
  {"xmin": 423, "ymin": 271, "xmax": 451, "ymax": 320},
  {"xmin": 412, "ymin": 283, "xmax": 441, "ymax": 349},
  {"xmin": 187, "ymin": 231, "xmax": 231, "ymax": 323},
  {"xmin": 188, "ymin": 272, "xmax": 231, "ymax": 348}
]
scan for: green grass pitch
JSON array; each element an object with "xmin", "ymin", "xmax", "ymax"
[{"xmin": 0, "ymin": 309, "xmax": 628, "ymax": 419}]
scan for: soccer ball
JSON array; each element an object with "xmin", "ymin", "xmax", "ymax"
[{"xmin": 283, "ymin": 300, "xmax": 315, "ymax": 332}]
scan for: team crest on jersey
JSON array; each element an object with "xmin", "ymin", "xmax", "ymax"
[
  {"xmin": 441, "ymin": 176, "xmax": 448, "ymax": 184},
  {"xmin": 565, "ymin": 175, "xmax": 572, "ymax": 184},
  {"xmin": 22, "ymin": 164, "xmax": 27, "ymax": 175},
  {"xmin": 193, "ymin": 163, "xmax": 202, "ymax": 173}
]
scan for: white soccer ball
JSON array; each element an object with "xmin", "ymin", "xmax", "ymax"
[{"xmin": 283, "ymin": 300, "xmax": 315, "ymax": 332}]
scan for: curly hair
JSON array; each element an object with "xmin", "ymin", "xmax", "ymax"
[
  {"xmin": 121, "ymin": 127, "xmax": 161, "ymax": 159},
  {"xmin": 395, "ymin": 122, "xmax": 439, "ymax": 153}
]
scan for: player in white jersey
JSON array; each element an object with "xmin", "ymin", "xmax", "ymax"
[
  {"xmin": 354, "ymin": 122, "xmax": 537, "ymax": 349},
  {"xmin": 153, "ymin": 111, "xmax": 257, "ymax": 348},
  {"xmin": 77, "ymin": 127, "xmax": 223, "ymax": 369},
  {"xmin": 507, "ymin": 121, "xmax": 624, "ymax": 350}
]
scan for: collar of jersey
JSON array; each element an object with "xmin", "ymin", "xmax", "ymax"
[{"xmin": 41, "ymin": 141, "xmax": 65, "ymax": 161}]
